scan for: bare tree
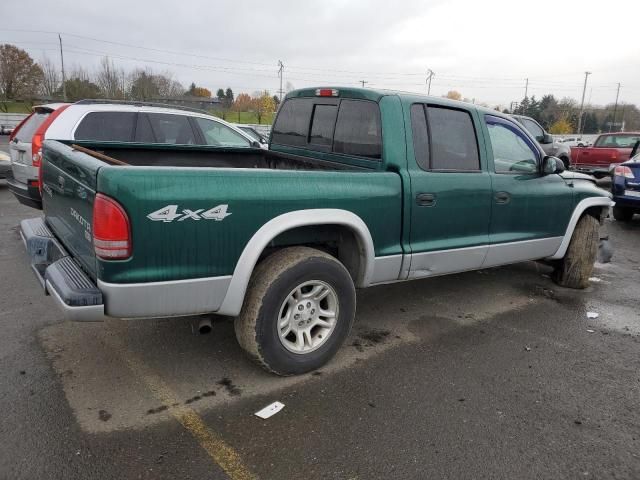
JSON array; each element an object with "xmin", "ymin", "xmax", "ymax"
[
  {"xmin": 40, "ymin": 55, "xmax": 60, "ymax": 98},
  {"xmin": 96, "ymin": 56, "xmax": 123, "ymax": 99}
]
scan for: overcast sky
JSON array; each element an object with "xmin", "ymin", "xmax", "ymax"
[{"xmin": 2, "ymin": 0, "xmax": 639, "ymax": 108}]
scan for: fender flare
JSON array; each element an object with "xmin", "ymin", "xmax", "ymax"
[
  {"xmin": 548, "ymin": 197, "xmax": 614, "ymax": 260},
  {"xmin": 216, "ymin": 209, "xmax": 375, "ymax": 316}
]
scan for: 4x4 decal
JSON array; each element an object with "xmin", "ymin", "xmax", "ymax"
[{"xmin": 147, "ymin": 204, "xmax": 231, "ymax": 223}]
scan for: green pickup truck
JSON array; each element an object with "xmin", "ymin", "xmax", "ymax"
[{"xmin": 22, "ymin": 87, "xmax": 613, "ymax": 375}]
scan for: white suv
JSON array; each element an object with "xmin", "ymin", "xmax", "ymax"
[{"xmin": 9, "ymin": 100, "xmax": 258, "ymax": 209}]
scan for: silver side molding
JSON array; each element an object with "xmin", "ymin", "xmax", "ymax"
[
  {"xmin": 98, "ymin": 275, "xmax": 231, "ymax": 319},
  {"xmin": 216, "ymin": 209, "xmax": 375, "ymax": 316}
]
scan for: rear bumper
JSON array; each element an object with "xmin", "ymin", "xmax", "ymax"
[
  {"xmin": 21, "ymin": 217, "xmax": 106, "ymax": 322},
  {"xmin": 7, "ymin": 171, "xmax": 42, "ymax": 209},
  {"xmin": 21, "ymin": 217, "xmax": 233, "ymax": 321},
  {"xmin": 612, "ymin": 194, "xmax": 640, "ymax": 209}
]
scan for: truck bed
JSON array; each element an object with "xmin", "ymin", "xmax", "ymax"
[{"xmin": 69, "ymin": 141, "xmax": 368, "ymax": 171}]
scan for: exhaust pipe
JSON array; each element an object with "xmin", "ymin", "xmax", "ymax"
[{"xmin": 198, "ymin": 317, "xmax": 213, "ymax": 335}]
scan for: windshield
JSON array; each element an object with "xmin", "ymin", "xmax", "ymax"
[
  {"xmin": 239, "ymin": 127, "xmax": 263, "ymax": 142},
  {"xmin": 594, "ymin": 134, "xmax": 640, "ymax": 148}
]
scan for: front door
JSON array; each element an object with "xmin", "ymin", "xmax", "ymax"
[
  {"xmin": 482, "ymin": 115, "xmax": 573, "ymax": 266},
  {"xmin": 408, "ymin": 103, "xmax": 493, "ymax": 278}
]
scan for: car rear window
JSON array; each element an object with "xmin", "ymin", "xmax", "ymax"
[
  {"xmin": 14, "ymin": 112, "xmax": 49, "ymax": 142},
  {"xmin": 75, "ymin": 112, "xmax": 136, "ymax": 141},
  {"xmin": 147, "ymin": 113, "xmax": 197, "ymax": 145}
]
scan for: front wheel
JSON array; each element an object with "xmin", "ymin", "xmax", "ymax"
[
  {"xmin": 612, "ymin": 206, "xmax": 634, "ymax": 222},
  {"xmin": 553, "ymin": 214, "xmax": 599, "ymax": 289},
  {"xmin": 235, "ymin": 246, "xmax": 356, "ymax": 375}
]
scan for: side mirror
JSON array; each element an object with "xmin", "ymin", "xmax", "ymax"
[
  {"xmin": 541, "ymin": 133, "xmax": 554, "ymax": 144},
  {"xmin": 542, "ymin": 155, "xmax": 565, "ymax": 175},
  {"xmin": 251, "ymin": 140, "xmax": 262, "ymax": 148}
]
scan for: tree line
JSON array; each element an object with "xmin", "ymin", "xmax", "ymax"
[
  {"xmin": 444, "ymin": 89, "xmax": 640, "ymax": 134},
  {"xmin": 0, "ymin": 44, "xmax": 279, "ymax": 121}
]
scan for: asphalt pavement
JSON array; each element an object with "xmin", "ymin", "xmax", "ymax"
[{"xmin": 0, "ymin": 177, "xmax": 639, "ymax": 480}]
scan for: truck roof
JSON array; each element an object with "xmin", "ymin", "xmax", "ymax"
[{"xmin": 286, "ymin": 87, "xmax": 511, "ymax": 120}]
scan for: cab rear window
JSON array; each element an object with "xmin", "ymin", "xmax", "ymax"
[{"xmin": 272, "ymin": 97, "xmax": 382, "ymax": 159}]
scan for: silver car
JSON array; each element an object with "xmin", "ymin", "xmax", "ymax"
[
  {"xmin": 8, "ymin": 103, "xmax": 68, "ymax": 208},
  {"xmin": 0, "ymin": 151, "xmax": 10, "ymax": 178}
]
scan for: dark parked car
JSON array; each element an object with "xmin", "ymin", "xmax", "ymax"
[{"xmin": 611, "ymin": 142, "xmax": 640, "ymax": 221}]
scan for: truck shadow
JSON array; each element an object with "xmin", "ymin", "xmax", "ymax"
[{"xmin": 37, "ymin": 260, "xmax": 591, "ymax": 433}]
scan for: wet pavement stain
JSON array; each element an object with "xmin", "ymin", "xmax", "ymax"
[
  {"xmin": 98, "ymin": 410, "xmax": 112, "ymax": 422},
  {"xmin": 217, "ymin": 377, "xmax": 241, "ymax": 396},
  {"xmin": 147, "ymin": 405, "xmax": 169, "ymax": 415}
]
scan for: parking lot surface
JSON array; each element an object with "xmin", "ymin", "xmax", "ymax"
[{"xmin": 1, "ymin": 176, "xmax": 639, "ymax": 479}]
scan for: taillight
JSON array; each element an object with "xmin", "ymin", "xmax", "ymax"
[
  {"xmin": 614, "ymin": 165, "xmax": 634, "ymax": 179},
  {"xmin": 31, "ymin": 132, "xmax": 43, "ymax": 167},
  {"xmin": 93, "ymin": 194, "xmax": 131, "ymax": 260}
]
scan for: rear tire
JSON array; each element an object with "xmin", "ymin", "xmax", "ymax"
[
  {"xmin": 612, "ymin": 206, "xmax": 634, "ymax": 222},
  {"xmin": 559, "ymin": 156, "xmax": 570, "ymax": 170},
  {"xmin": 553, "ymin": 214, "xmax": 599, "ymax": 289},
  {"xmin": 235, "ymin": 246, "xmax": 356, "ymax": 375}
]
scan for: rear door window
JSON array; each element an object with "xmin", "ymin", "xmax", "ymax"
[
  {"xmin": 271, "ymin": 98, "xmax": 314, "ymax": 147},
  {"xmin": 135, "ymin": 114, "xmax": 156, "ymax": 143},
  {"xmin": 426, "ymin": 106, "xmax": 480, "ymax": 170},
  {"xmin": 15, "ymin": 112, "xmax": 49, "ymax": 143},
  {"xmin": 146, "ymin": 113, "xmax": 197, "ymax": 144},
  {"xmin": 333, "ymin": 100, "xmax": 381, "ymax": 158},
  {"xmin": 74, "ymin": 112, "xmax": 136, "ymax": 142}
]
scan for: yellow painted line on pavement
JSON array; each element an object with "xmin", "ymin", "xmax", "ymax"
[{"xmin": 103, "ymin": 330, "xmax": 256, "ymax": 480}]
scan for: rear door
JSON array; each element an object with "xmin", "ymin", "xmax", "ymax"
[
  {"xmin": 482, "ymin": 115, "xmax": 572, "ymax": 265},
  {"xmin": 10, "ymin": 109, "xmax": 50, "ymax": 183},
  {"xmin": 407, "ymin": 103, "xmax": 492, "ymax": 278}
]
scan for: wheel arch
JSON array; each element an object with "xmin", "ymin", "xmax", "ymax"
[
  {"xmin": 216, "ymin": 209, "xmax": 375, "ymax": 316},
  {"xmin": 548, "ymin": 197, "xmax": 614, "ymax": 260}
]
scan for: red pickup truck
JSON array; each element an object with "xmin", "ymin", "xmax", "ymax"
[{"xmin": 571, "ymin": 132, "xmax": 640, "ymax": 177}]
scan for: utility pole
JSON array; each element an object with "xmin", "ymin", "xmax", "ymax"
[
  {"xmin": 610, "ymin": 82, "xmax": 621, "ymax": 133},
  {"xmin": 277, "ymin": 60, "xmax": 284, "ymax": 103},
  {"xmin": 524, "ymin": 78, "xmax": 529, "ymax": 99},
  {"xmin": 58, "ymin": 34, "xmax": 67, "ymax": 102},
  {"xmin": 577, "ymin": 71, "xmax": 591, "ymax": 135},
  {"xmin": 426, "ymin": 69, "xmax": 435, "ymax": 95},
  {"xmin": 360, "ymin": 80, "xmax": 368, "ymax": 88}
]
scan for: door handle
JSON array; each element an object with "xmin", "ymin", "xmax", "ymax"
[
  {"xmin": 416, "ymin": 193, "xmax": 436, "ymax": 206},
  {"xmin": 494, "ymin": 191, "xmax": 511, "ymax": 204}
]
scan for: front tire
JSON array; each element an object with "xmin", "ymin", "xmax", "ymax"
[
  {"xmin": 612, "ymin": 206, "xmax": 634, "ymax": 222},
  {"xmin": 553, "ymin": 214, "xmax": 599, "ymax": 289},
  {"xmin": 235, "ymin": 246, "xmax": 356, "ymax": 375}
]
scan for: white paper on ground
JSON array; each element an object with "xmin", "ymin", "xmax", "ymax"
[
  {"xmin": 586, "ymin": 312, "xmax": 599, "ymax": 319},
  {"xmin": 589, "ymin": 277, "xmax": 602, "ymax": 283},
  {"xmin": 255, "ymin": 401, "xmax": 285, "ymax": 419}
]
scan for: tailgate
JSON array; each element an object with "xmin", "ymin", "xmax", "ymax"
[{"xmin": 40, "ymin": 140, "xmax": 104, "ymax": 278}]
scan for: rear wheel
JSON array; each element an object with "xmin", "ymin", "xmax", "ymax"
[
  {"xmin": 559, "ymin": 156, "xmax": 570, "ymax": 169},
  {"xmin": 235, "ymin": 246, "xmax": 356, "ymax": 375},
  {"xmin": 612, "ymin": 206, "xmax": 634, "ymax": 222},
  {"xmin": 553, "ymin": 214, "xmax": 599, "ymax": 289}
]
